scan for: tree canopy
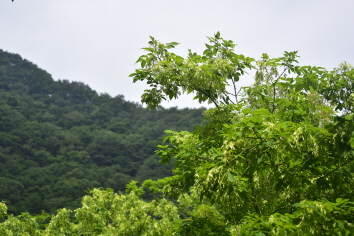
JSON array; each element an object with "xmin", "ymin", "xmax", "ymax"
[
  {"xmin": 1, "ymin": 32, "xmax": 354, "ymax": 235},
  {"xmin": 131, "ymin": 32, "xmax": 354, "ymax": 234},
  {"xmin": 0, "ymin": 48, "xmax": 205, "ymax": 215}
]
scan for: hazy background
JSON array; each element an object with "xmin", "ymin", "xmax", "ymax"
[{"xmin": 1, "ymin": 0, "xmax": 353, "ymax": 108}]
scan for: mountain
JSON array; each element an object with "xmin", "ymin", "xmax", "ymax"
[{"xmin": 0, "ymin": 49, "xmax": 205, "ymax": 214}]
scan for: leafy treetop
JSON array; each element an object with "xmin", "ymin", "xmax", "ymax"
[{"xmin": 131, "ymin": 32, "xmax": 354, "ymax": 234}]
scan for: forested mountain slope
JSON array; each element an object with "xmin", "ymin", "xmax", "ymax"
[{"xmin": 0, "ymin": 49, "xmax": 205, "ymax": 215}]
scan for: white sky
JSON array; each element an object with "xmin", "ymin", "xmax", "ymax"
[{"xmin": 1, "ymin": 0, "xmax": 353, "ymax": 108}]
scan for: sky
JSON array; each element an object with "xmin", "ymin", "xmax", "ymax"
[{"xmin": 1, "ymin": 0, "xmax": 353, "ymax": 108}]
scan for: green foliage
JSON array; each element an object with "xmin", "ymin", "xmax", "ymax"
[
  {"xmin": 0, "ymin": 188, "xmax": 180, "ymax": 235},
  {"xmin": 125, "ymin": 180, "xmax": 145, "ymax": 197},
  {"xmin": 0, "ymin": 49, "xmax": 205, "ymax": 215},
  {"xmin": 240, "ymin": 199, "xmax": 354, "ymax": 235},
  {"xmin": 131, "ymin": 33, "xmax": 354, "ymax": 234},
  {"xmin": 130, "ymin": 32, "xmax": 254, "ymax": 109},
  {"xmin": 2, "ymin": 33, "xmax": 354, "ymax": 235}
]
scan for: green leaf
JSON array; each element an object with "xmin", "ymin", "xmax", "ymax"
[
  {"xmin": 227, "ymin": 172, "xmax": 237, "ymax": 182},
  {"xmin": 141, "ymin": 59, "xmax": 146, "ymax": 68},
  {"xmin": 215, "ymin": 31, "xmax": 221, "ymax": 39},
  {"xmin": 255, "ymin": 232, "xmax": 265, "ymax": 236}
]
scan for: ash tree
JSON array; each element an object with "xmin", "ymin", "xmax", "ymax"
[{"xmin": 130, "ymin": 32, "xmax": 354, "ymax": 235}]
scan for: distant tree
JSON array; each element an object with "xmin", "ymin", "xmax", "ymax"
[{"xmin": 0, "ymin": 48, "xmax": 204, "ymax": 214}]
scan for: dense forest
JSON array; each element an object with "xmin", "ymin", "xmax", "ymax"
[{"xmin": 0, "ymin": 49, "xmax": 205, "ymax": 215}]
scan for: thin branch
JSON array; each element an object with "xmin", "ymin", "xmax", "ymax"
[
  {"xmin": 236, "ymin": 86, "xmax": 243, "ymax": 97},
  {"xmin": 317, "ymin": 158, "xmax": 354, "ymax": 181},
  {"xmin": 267, "ymin": 205, "xmax": 287, "ymax": 216},
  {"xmin": 222, "ymin": 91, "xmax": 236, "ymax": 105},
  {"xmin": 231, "ymin": 77, "xmax": 239, "ymax": 104},
  {"xmin": 276, "ymin": 67, "xmax": 287, "ymax": 81},
  {"xmin": 189, "ymin": 82, "xmax": 220, "ymax": 109}
]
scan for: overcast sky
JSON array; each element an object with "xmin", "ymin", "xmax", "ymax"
[{"xmin": 1, "ymin": 0, "xmax": 353, "ymax": 108}]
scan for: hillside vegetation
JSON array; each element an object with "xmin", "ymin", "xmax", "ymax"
[{"xmin": 0, "ymin": 49, "xmax": 205, "ymax": 215}]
